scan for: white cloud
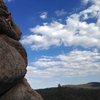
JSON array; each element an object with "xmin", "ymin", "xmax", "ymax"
[
  {"xmin": 21, "ymin": 0, "xmax": 100, "ymax": 50},
  {"xmin": 40, "ymin": 12, "xmax": 48, "ymax": 19},
  {"xmin": 26, "ymin": 50, "xmax": 100, "ymax": 78},
  {"xmin": 82, "ymin": 0, "xmax": 100, "ymax": 5},
  {"xmin": 8, "ymin": 0, "xmax": 12, "ymax": 2},
  {"xmin": 55, "ymin": 9, "xmax": 67, "ymax": 17},
  {"xmin": 23, "ymin": 0, "xmax": 100, "ymax": 88},
  {"xmin": 5, "ymin": 0, "xmax": 13, "ymax": 2},
  {"xmin": 82, "ymin": 0, "xmax": 90, "ymax": 4}
]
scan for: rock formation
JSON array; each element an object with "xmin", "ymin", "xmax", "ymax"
[{"xmin": 0, "ymin": 0, "xmax": 43, "ymax": 100}]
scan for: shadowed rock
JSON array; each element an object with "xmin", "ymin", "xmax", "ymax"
[
  {"xmin": 0, "ymin": 0, "xmax": 43, "ymax": 100},
  {"xmin": 0, "ymin": 78, "xmax": 43, "ymax": 100}
]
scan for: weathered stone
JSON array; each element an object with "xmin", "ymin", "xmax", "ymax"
[
  {"xmin": 0, "ymin": 34, "xmax": 43, "ymax": 100},
  {"xmin": 0, "ymin": 0, "xmax": 43, "ymax": 99},
  {"xmin": 0, "ymin": 78, "xmax": 43, "ymax": 100},
  {"xmin": 0, "ymin": 35, "xmax": 27, "ymax": 96},
  {"xmin": 1, "ymin": 34, "xmax": 28, "ymax": 66}
]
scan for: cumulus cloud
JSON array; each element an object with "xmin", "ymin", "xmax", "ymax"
[
  {"xmin": 8, "ymin": 0, "xmax": 12, "ymax": 2},
  {"xmin": 22, "ymin": 0, "xmax": 100, "ymax": 89},
  {"xmin": 26, "ymin": 50, "xmax": 100, "ymax": 78},
  {"xmin": 55, "ymin": 9, "xmax": 67, "ymax": 17},
  {"xmin": 82, "ymin": 0, "xmax": 90, "ymax": 4},
  {"xmin": 40, "ymin": 12, "xmax": 48, "ymax": 19},
  {"xmin": 21, "ymin": 0, "xmax": 100, "ymax": 50},
  {"xmin": 5, "ymin": 0, "xmax": 13, "ymax": 2}
]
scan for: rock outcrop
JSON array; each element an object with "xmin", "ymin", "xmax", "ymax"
[{"xmin": 0, "ymin": 0, "xmax": 43, "ymax": 100}]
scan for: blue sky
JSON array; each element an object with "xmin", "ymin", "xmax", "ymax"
[{"xmin": 5, "ymin": 0, "xmax": 100, "ymax": 89}]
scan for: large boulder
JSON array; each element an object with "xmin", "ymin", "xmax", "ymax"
[
  {"xmin": 0, "ymin": 0, "xmax": 43, "ymax": 99},
  {"xmin": 0, "ymin": 34, "xmax": 43, "ymax": 100},
  {"xmin": 0, "ymin": 35, "xmax": 43, "ymax": 100},
  {"xmin": 0, "ymin": 78, "xmax": 43, "ymax": 100},
  {"xmin": 0, "ymin": 35, "xmax": 27, "ymax": 96}
]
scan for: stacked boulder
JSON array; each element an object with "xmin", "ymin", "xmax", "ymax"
[{"xmin": 0, "ymin": 0, "xmax": 43, "ymax": 100}]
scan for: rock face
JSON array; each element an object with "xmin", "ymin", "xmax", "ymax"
[
  {"xmin": 0, "ymin": 0, "xmax": 43, "ymax": 100},
  {"xmin": 0, "ymin": 78, "xmax": 43, "ymax": 100}
]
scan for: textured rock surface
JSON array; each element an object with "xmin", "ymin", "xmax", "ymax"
[
  {"xmin": 0, "ymin": 78, "xmax": 43, "ymax": 100},
  {"xmin": 0, "ymin": 0, "xmax": 43, "ymax": 99},
  {"xmin": 0, "ymin": 35, "xmax": 27, "ymax": 96},
  {"xmin": 0, "ymin": 34, "xmax": 44, "ymax": 99},
  {"xmin": 0, "ymin": 35, "xmax": 43, "ymax": 100}
]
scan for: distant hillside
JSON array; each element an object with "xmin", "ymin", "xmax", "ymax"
[
  {"xmin": 36, "ymin": 82, "xmax": 100, "ymax": 100},
  {"xmin": 63, "ymin": 82, "xmax": 100, "ymax": 89}
]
